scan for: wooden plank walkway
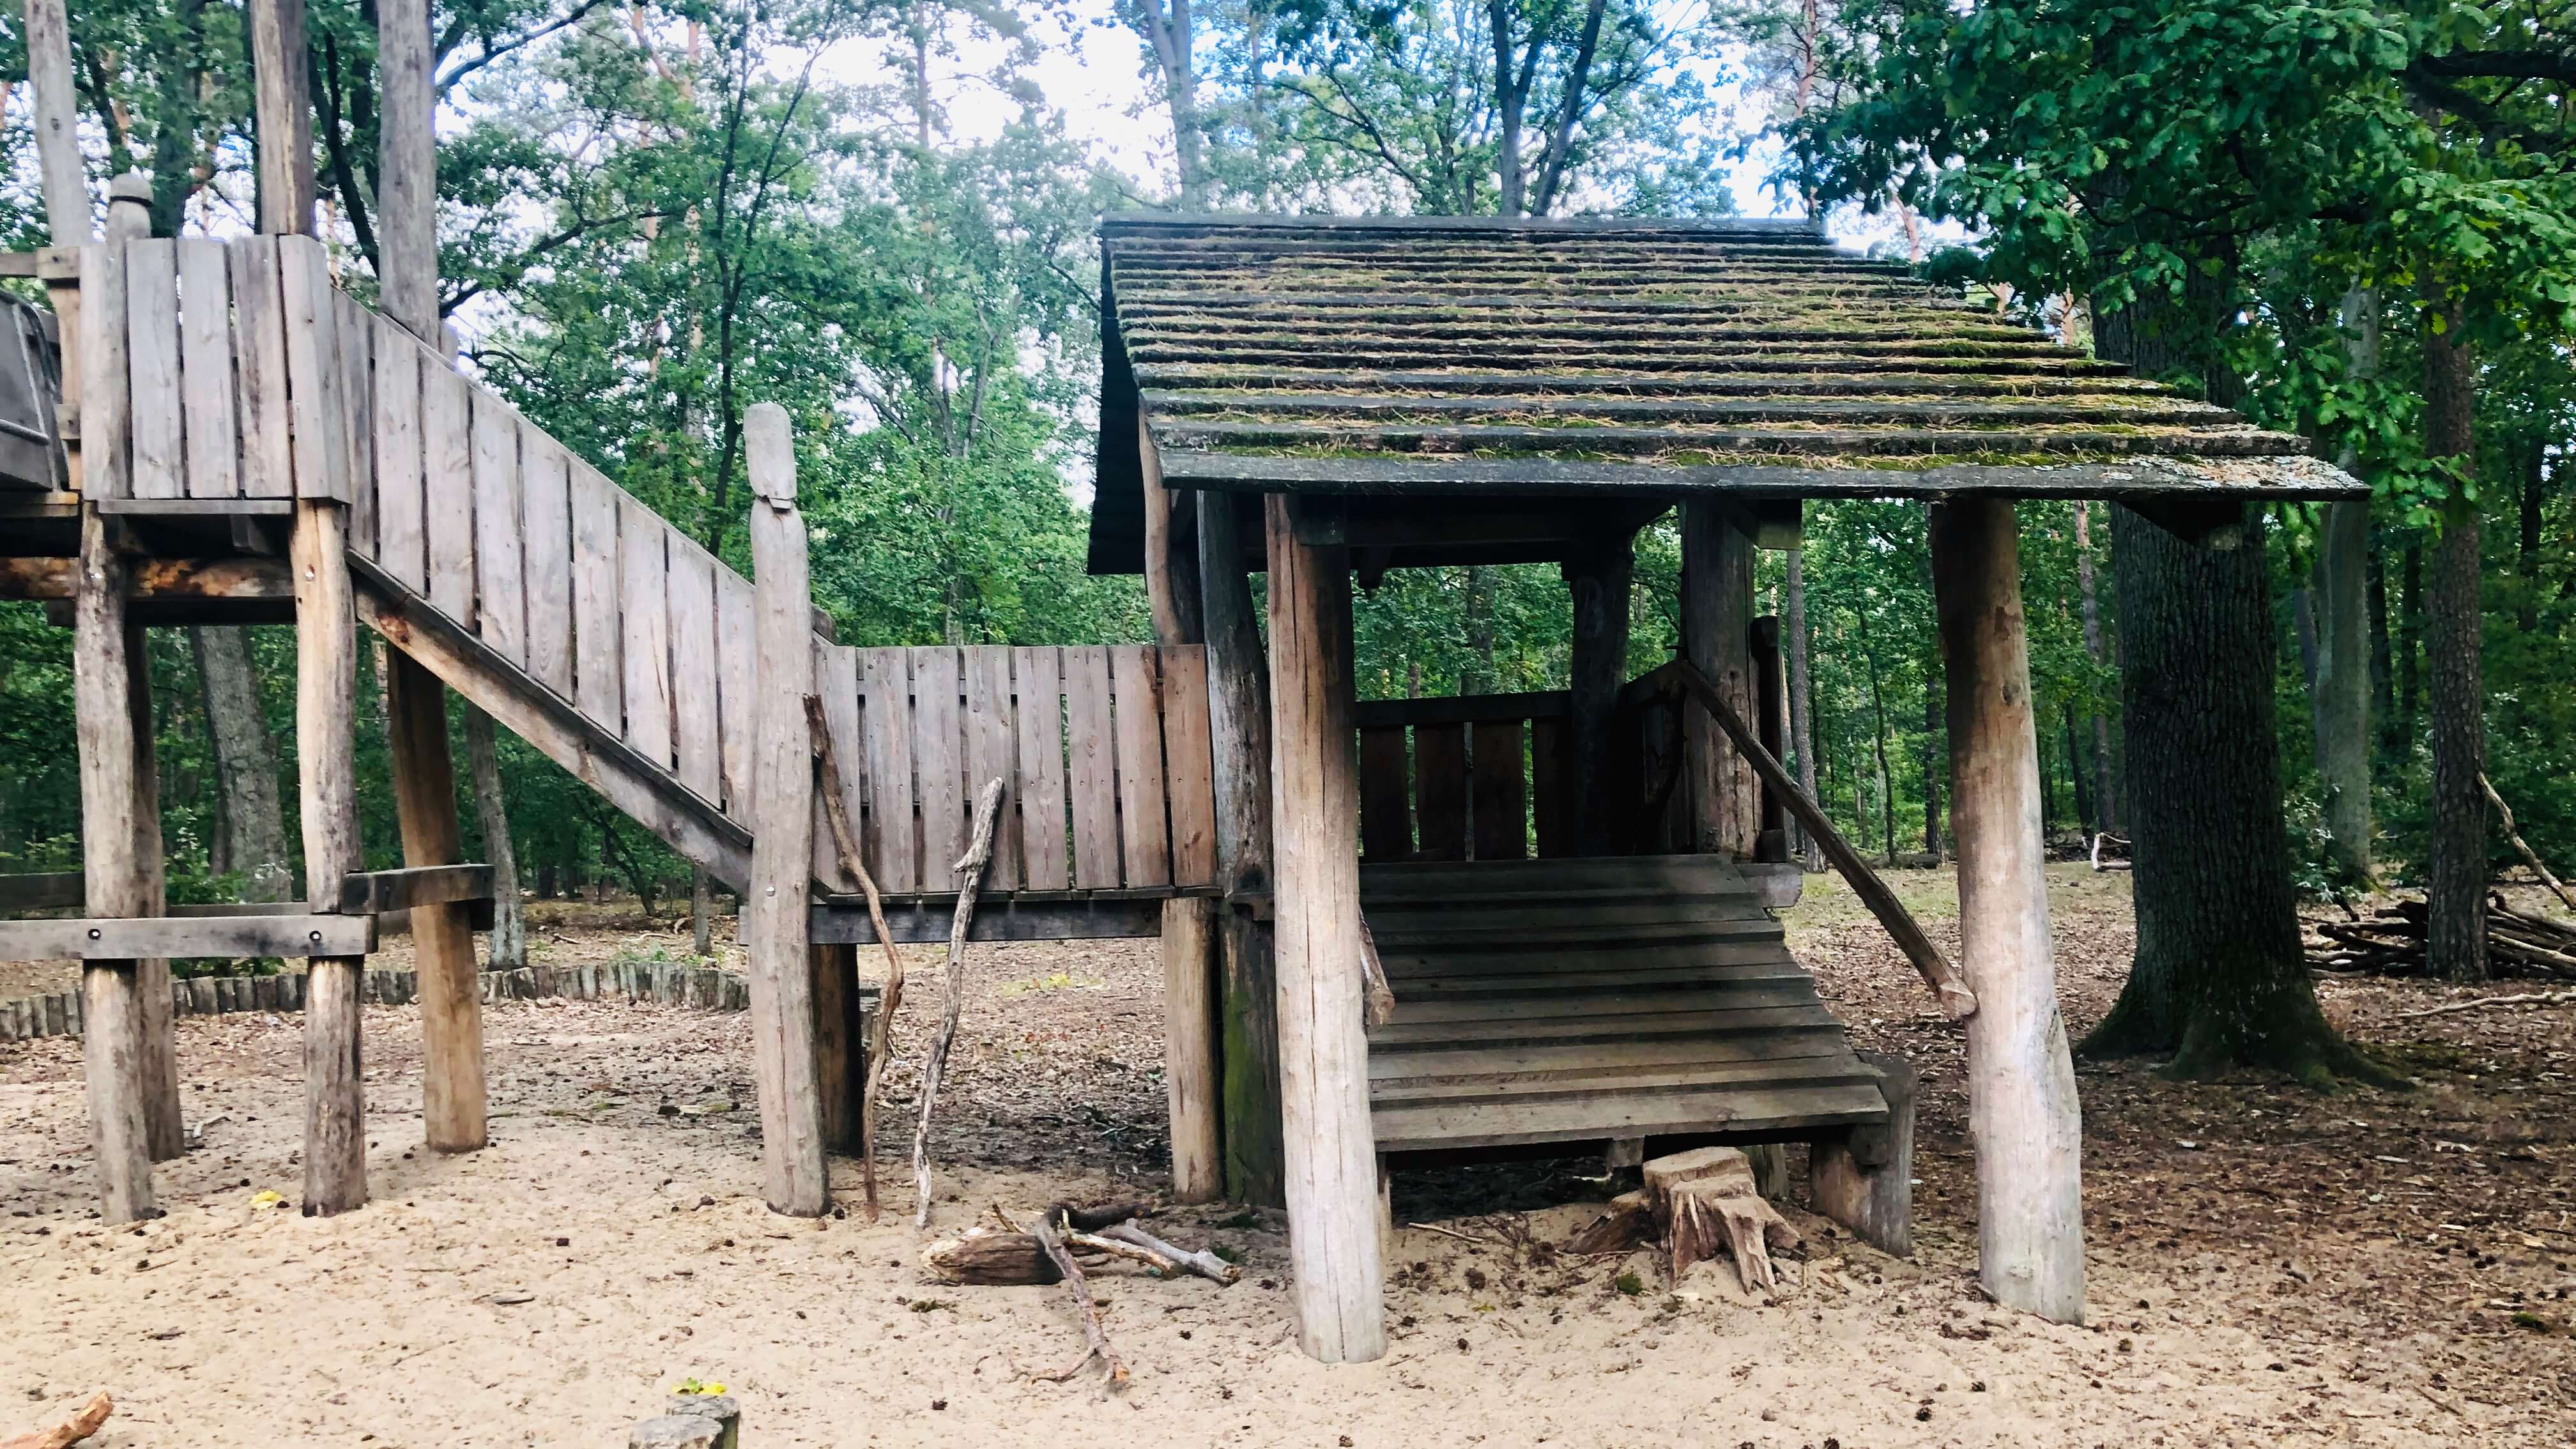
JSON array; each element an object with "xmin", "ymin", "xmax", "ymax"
[{"xmin": 1361, "ymin": 854, "xmax": 1887, "ymax": 1154}]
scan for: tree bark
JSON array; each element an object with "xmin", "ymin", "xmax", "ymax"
[
  {"xmin": 463, "ymin": 708, "xmax": 525, "ymax": 969},
  {"xmin": 191, "ymin": 628, "xmax": 291, "ymax": 900},
  {"xmin": 1784, "ymin": 546, "xmax": 1820, "ymax": 868},
  {"xmin": 2396, "ymin": 537, "xmax": 2423, "ymax": 742},
  {"xmin": 1920, "ymin": 669, "xmax": 1943, "ymax": 862},
  {"xmin": 2422, "ymin": 308, "xmax": 2487, "ymax": 983},
  {"xmin": 1197, "ymin": 493, "xmax": 1283, "ymax": 1206},
  {"xmin": 1460, "ymin": 565, "xmax": 1499, "ymax": 694},
  {"xmin": 2072, "ymin": 500, "xmax": 2119, "ymax": 832},
  {"xmin": 2082, "ymin": 504, "xmax": 2388, "ymax": 1082},
  {"xmin": 2312, "ymin": 498, "xmax": 2374, "ymax": 882}
]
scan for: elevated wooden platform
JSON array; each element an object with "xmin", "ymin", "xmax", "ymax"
[{"xmin": 1361, "ymin": 854, "xmax": 1887, "ymax": 1155}]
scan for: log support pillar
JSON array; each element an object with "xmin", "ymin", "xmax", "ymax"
[
  {"xmin": 1811, "ymin": 1051, "xmax": 1917, "ymax": 1257},
  {"xmin": 1561, "ymin": 533, "xmax": 1634, "ymax": 857},
  {"xmin": 1197, "ymin": 491, "xmax": 1284, "ymax": 1208},
  {"xmin": 1162, "ymin": 896, "xmax": 1222, "ymax": 1200},
  {"xmin": 813, "ymin": 942, "xmax": 864, "ymax": 1154},
  {"xmin": 387, "ymin": 652, "xmax": 486, "ymax": 1153},
  {"xmin": 73, "ymin": 505, "xmax": 163, "ymax": 1222},
  {"xmin": 295, "ymin": 498, "xmax": 369, "ymax": 1216},
  {"xmin": 1265, "ymin": 492, "xmax": 1385, "ymax": 1363},
  {"xmin": 1681, "ymin": 502, "xmax": 1759, "ymax": 858},
  {"xmin": 744, "ymin": 403, "xmax": 829, "ymax": 1216},
  {"xmin": 1928, "ymin": 497, "xmax": 2085, "ymax": 1321}
]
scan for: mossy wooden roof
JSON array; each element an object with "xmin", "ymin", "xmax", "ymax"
[{"xmin": 1089, "ymin": 214, "xmax": 2358, "ymax": 573}]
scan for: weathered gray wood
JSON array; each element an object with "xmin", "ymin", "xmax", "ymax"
[
  {"xmin": 79, "ymin": 241, "xmax": 131, "ymax": 500},
  {"xmin": 1110, "ymin": 645, "xmax": 1174, "ymax": 887},
  {"xmin": 0, "ymin": 912, "xmax": 375, "ymax": 959},
  {"xmin": 668, "ymin": 537, "xmax": 723, "ymax": 804},
  {"xmin": 911, "ymin": 779, "xmax": 1006, "ymax": 1229},
  {"xmin": 618, "ymin": 496, "xmax": 674, "ymax": 767},
  {"xmin": 1163, "ymin": 894, "xmax": 1221, "ymax": 1201},
  {"xmin": 353, "ymin": 559, "xmax": 753, "ymax": 891},
  {"xmin": 468, "ymin": 388, "xmax": 525, "ymax": 665},
  {"xmin": 716, "ymin": 571, "xmax": 756, "ymax": 820},
  {"xmin": 1010, "ymin": 647, "xmax": 1069, "ymax": 890},
  {"xmin": 0, "ymin": 871, "xmax": 85, "ymax": 909},
  {"xmin": 176, "ymin": 239, "xmax": 240, "ymax": 500},
  {"xmin": 812, "ymin": 643, "xmax": 866, "ymax": 885},
  {"xmin": 628, "ymin": 1416, "xmax": 722, "ymax": 1449},
  {"xmin": 294, "ymin": 494, "xmax": 367, "ymax": 1216},
  {"xmin": 569, "ymin": 461, "xmax": 623, "ymax": 726},
  {"xmin": 1264, "ymin": 491, "xmax": 1383, "ymax": 1363},
  {"xmin": 24, "ymin": 0, "xmax": 88, "ymax": 246},
  {"xmin": 911, "ymin": 647, "xmax": 965, "ymax": 884},
  {"xmin": 277, "ymin": 238, "xmax": 349, "ymax": 501},
  {"xmin": 857, "ymin": 647, "xmax": 919, "ymax": 893},
  {"xmin": 519, "ymin": 429, "xmax": 574, "ymax": 698},
  {"xmin": 334, "ymin": 291, "xmax": 376, "ymax": 551},
  {"xmin": 229, "ymin": 238, "xmax": 295, "ymax": 498},
  {"xmin": 1371, "ymin": 1082, "xmax": 1887, "ymax": 1154},
  {"xmin": 963, "ymin": 647, "xmax": 1020, "ymax": 889},
  {"xmin": 1063, "ymin": 646, "xmax": 1120, "ymax": 887},
  {"xmin": 369, "ymin": 319, "xmax": 427, "ymax": 586},
  {"xmin": 372, "ymin": 0, "xmax": 438, "ymax": 342},
  {"xmin": 422, "ymin": 360, "xmax": 475, "ymax": 619},
  {"xmin": 72, "ymin": 511, "xmax": 155, "ymax": 1215},
  {"xmin": 338, "ymin": 864, "xmax": 494, "ymax": 915},
  {"xmin": 811, "ymin": 941, "xmax": 864, "ymax": 1154},
  {"xmin": 123, "ymin": 240, "xmax": 184, "ymax": 499},
  {"xmin": 1159, "ymin": 645, "xmax": 1218, "ymax": 885},
  {"xmin": 1928, "ymin": 496, "xmax": 2083, "ymax": 1322},
  {"xmin": 1680, "ymin": 501, "xmax": 1758, "ymax": 857},
  {"xmin": 248, "ymin": 0, "xmax": 317, "ymax": 234},
  {"xmin": 1811, "ymin": 1051, "xmax": 1915, "ymax": 1257},
  {"xmin": 742, "ymin": 401, "xmax": 828, "ymax": 1216}
]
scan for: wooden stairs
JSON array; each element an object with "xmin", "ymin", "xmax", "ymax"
[{"xmin": 1361, "ymin": 854, "xmax": 1890, "ymax": 1155}]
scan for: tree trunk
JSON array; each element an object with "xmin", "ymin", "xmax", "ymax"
[
  {"xmin": 1784, "ymin": 546, "xmax": 1820, "ymax": 868},
  {"xmin": 2422, "ymin": 310, "xmax": 2487, "ymax": 983},
  {"xmin": 2081, "ymin": 504, "xmax": 2385, "ymax": 1082},
  {"xmin": 2515, "ymin": 440, "xmax": 2547, "ymax": 634},
  {"xmin": 1198, "ymin": 493, "xmax": 1283, "ymax": 1206},
  {"xmin": 2311, "ymin": 498, "xmax": 2373, "ymax": 882},
  {"xmin": 1460, "ymin": 566, "xmax": 1498, "ymax": 694},
  {"xmin": 2073, "ymin": 502, "xmax": 2118, "ymax": 832},
  {"xmin": 463, "ymin": 708, "xmax": 525, "ymax": 969},
  {"xmin": 2396, "ymin": 537, "xmax": 2422, "ymax": 742},
  {"xmin": 191, "ymin": 627, "xmax": 291, "ymax": 901},
  {"xmin": 2063, "ymin": 703, "xmax": 2093, "ymax": 834},
  {"xmin": 2366, "ymin": 544, "xmax": 2395, "ymax": 759},
  {"xmin": 1920, "ymin": 669, "xmax": 1943, "ymax": 861}
]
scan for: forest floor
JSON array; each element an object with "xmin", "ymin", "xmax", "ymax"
[{"xmin": 3, "ymin": 866, "xmax": 2573, "ymax": 1448}]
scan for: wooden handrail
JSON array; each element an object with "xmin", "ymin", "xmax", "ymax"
[{"xmin": 1669, "ymin": 656, "xmax": 1979, "ymax": 1021}]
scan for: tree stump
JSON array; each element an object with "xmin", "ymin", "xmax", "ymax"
[
  {"xmin": 1642, "ymin": 1146, "xmax": 1799, "ymax": 1292},
  {"xmin": 628, "ymin": 1414, "xmax": 722, "ymax": 1449}
]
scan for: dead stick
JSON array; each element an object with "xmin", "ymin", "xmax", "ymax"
[
  {"xmin": 1089, "ymin": 1220, "xmax": 1243, "ymax": 1284},
  {"xmin": 805, "ymin": 695, "xmax": 907, "ymax": 1220},
  {"xmin": 2393, "ymin": 990, "xmax": 2576, "ymax": 1020},
  {"xmin": 1669, "ymin": 656, "xmax": 1978, "ymax": 1020},
  {"xmin": 1016, "ymin": 1208, "xmax": 1130, "ymax": 1387},
  {"xmin": 1358, "ymin": 911, "xmax": 1394, "ymax": 1028},
  {"xmin": 0, "ymin": 1391, "xmax": 112, "ymax": 1449},
  {"xmin": 912, "ymin": 778, "xmax": 1006, "ymax": 1230},
  {"xmin": 2480, "ymin": 773, "xmax": 2576, "ymax": 914}
]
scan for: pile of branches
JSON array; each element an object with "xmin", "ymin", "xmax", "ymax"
[{"xmin": 2310, "ymin": 894, "xmax": 2576, "ymax": 980}]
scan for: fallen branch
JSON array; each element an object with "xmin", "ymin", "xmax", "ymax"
[
  {"xmin": 1016, "ymin": 1208, "xmax": 1130, "ymax": 1388},
  {"xmin": 2393, "ymin": 990, "xmax": 2576, "ymax": 1020},
  {"xmin": 912, "ymin": 778, "xmax": 1007, "ymax": 1230},
  {"xmin": 1358, "ymin": 912, "xmax": 1395, "ymax": 1028},
  {"xmin": 806, "ymin": 694, "xmax": 906, "ymax": 1221},
  {"xmin": 1, "ymin": 1392, "xmax": 112, "ymax": 1449},
  {"xmin": 2481, "ymin": 773, "xmax": 2576, "ymax": 914},
  {"xmin": 1078, "ymin": 1221, "xmax": 1242, "ymax": 1284}
]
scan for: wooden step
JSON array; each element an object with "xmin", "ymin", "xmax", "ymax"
[
  {"xmin": 1371, "ymin": 1080, "xmax": 1889, "ymax": 1153},
  {"xmin": 1370, "ymin": 920, "xmax": 1786, "ymax": 953},
  {"xmin": 1386, "ymin": 963, "xmax": 1811, "ymax": 998},
  {"xmin": 1381, "ymin": 977, "xmax": 1825, "ymax": 1025},
  {"xmin": 1367, "ymin": 1025, "xmax": 1853, "ymax": 1082},
  {"xmin": 1370, "ymin": 1054, "xmax": 1874, "ymax": 1108},
  {"xmin": 1363, "ymin": 900, "xmax": 1777, "ymax": 933},
  {"xmin": 1367, "ymin": 1002, "xmax": 1839, "ymax": 1049},
  {"xmin": 1380, "ymin": 941, "xmax": 1797, "ymax": 979}
]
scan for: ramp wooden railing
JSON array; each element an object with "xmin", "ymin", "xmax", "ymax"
[{"xmin": 76, "ymin": 233, "xmax": 1222, "ymax": 903}]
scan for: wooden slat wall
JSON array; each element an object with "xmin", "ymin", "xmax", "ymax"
[
  {"xmin": 617, "ymin": 495, "xmax": 674, "ymax": 770},
  {"xmin": 468, "ymin": 388, "xmax": 525, "ymax": 668},
  {"xmin": 229, "ymin": 239, "xmax": 291, "ymax": 498},
  {"xmin": 569, "ymin": 462, "xmax": 623, "ymax": 726},
  {"xmin": 666, "ymin": 537, "xmax": 723, "ymax": 806},
  {"xmin": 372, "ymin": 320, "xmax": 427, "ymax": 589},
  {"xmin": 1356, "ymin": 698, "xmax": 1575, "ymax": 863},
  {"xmin": 1358, "ymin": 726, "xmax": 1412, "ymax": 863},
  {"xmin": 124, "ymin": 240, "xmax": 183, "ymax": 500},
  {"xmin": 519, "ymin": 429, "xmax": 574, "ymax": 699},
  {"xmin": 174, "ymin": 240, "xmax": 237, "ymax": 501},
  {"xmin": 716, "ymin": 572, "xmax": 757, "ymax": 821},
  {"xmin": 811, "ymin": 645, "xmax": 1218, "ymax": 895},
  {"xmin": 1469, "ymin": 720, "xmax": 1528, "ymax": 862}
]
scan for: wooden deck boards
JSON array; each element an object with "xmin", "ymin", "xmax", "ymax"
[{"xmin": 1363, "ymin": 853, "xmax": 1883, "ymax": 1155}]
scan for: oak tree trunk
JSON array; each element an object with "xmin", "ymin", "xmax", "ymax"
[
  {"xmin": 191, "ymin": 627, "xmax": 291, "ymax": 901},
  {"xmin": 2422, "ymin": 311, "xmax": 2487, "ymax": 983},
  {"xmin": 1784, "ymin": 547, "xmax": 1820, "ymax": 868},
  {"xmin": 463, "ymin": 708, "xmax": 525, "ymax": 969}
]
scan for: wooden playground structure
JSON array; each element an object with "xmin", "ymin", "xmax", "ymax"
[{"xmin": 0, "ymin": 0, "xmax": 2366, "ymax": 1369}]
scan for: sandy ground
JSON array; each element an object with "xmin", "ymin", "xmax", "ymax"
[{"xmin": 4, "ymin": 868, "xmax": 2574, "ymax": 1447}]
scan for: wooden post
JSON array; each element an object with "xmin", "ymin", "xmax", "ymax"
[
  {"xmin": 743, "ymin": 401, "xmax": 829, "ymax": 1216},
  {"xmin": 372, "ymin": 0, "xmax": 436, "ymax": 342},
  {"xmin": 1197, "ymin": 491, "xmax": 1284, "ymax": 1206},
  {"xmin": 22, "ymin": 0, "xmax": 88, "ymax": 244},
  {"xmin": 387, "ymin": 654, "xmax": 485, "ymax": 1151},
  {"xmin": 1561, "ymin": 533, "xmax": 1632, "ymax": 857},
  {"xmin": 296, "ymin": 498, "xmax": 369, "ymax": 1215},
  {"xmin": 1928, "ymin": 498, "xmax": 2085, "ymax": 1322},
  {"xmin": 1162, "ymin": 895, "xmax": 1221, "ymax": 1201},
  {"xmin": 1811, "ymin": 1050, "xmax": 1916, "ymax": 1257},
  {"xmin": 811, "ymin": 942, "xmax": 864, "ymax": 1154},
  {"xmin": 1264, "ymin": 492, "xmax": 1385, "ymax": 1363},
  {"xmin": 73, "ymin": 507, "xmax": 155, "ymax": 1223},
  {"xmin": 1680, "ymin": 502, "xmax": 1759, "ymax": 858},
  {"xmin": 248, "ymin": 0, "xmax": 317, "ymax": 236}
]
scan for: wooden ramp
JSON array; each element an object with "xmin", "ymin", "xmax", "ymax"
[{"xmin": 1362, "ymin": 854, "xmax": 1889, "ymax": 1154}]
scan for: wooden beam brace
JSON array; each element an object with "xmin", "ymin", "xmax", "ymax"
[
  {"xmin": 0, "ymin": 556, "xmax": 295, "ymax": 601},
  {"xmin": 0, "ymin": 871, "xmax": 85, "ymax": 912},
  {"xmin": 338, "ymin": 864, "xmax": 494, "ymax": 916},
  {"xmin": 807, "ymin": 896, "xmax": 1170, "ymax": 945},
  {"xmin": 0, "ymin": 912, "xmax": 376, "ymax": 960}
]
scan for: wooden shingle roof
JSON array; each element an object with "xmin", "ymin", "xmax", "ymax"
[{"xmin": 1088, "ymin": 214, "xmax": 2358, "ymax": 573}]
